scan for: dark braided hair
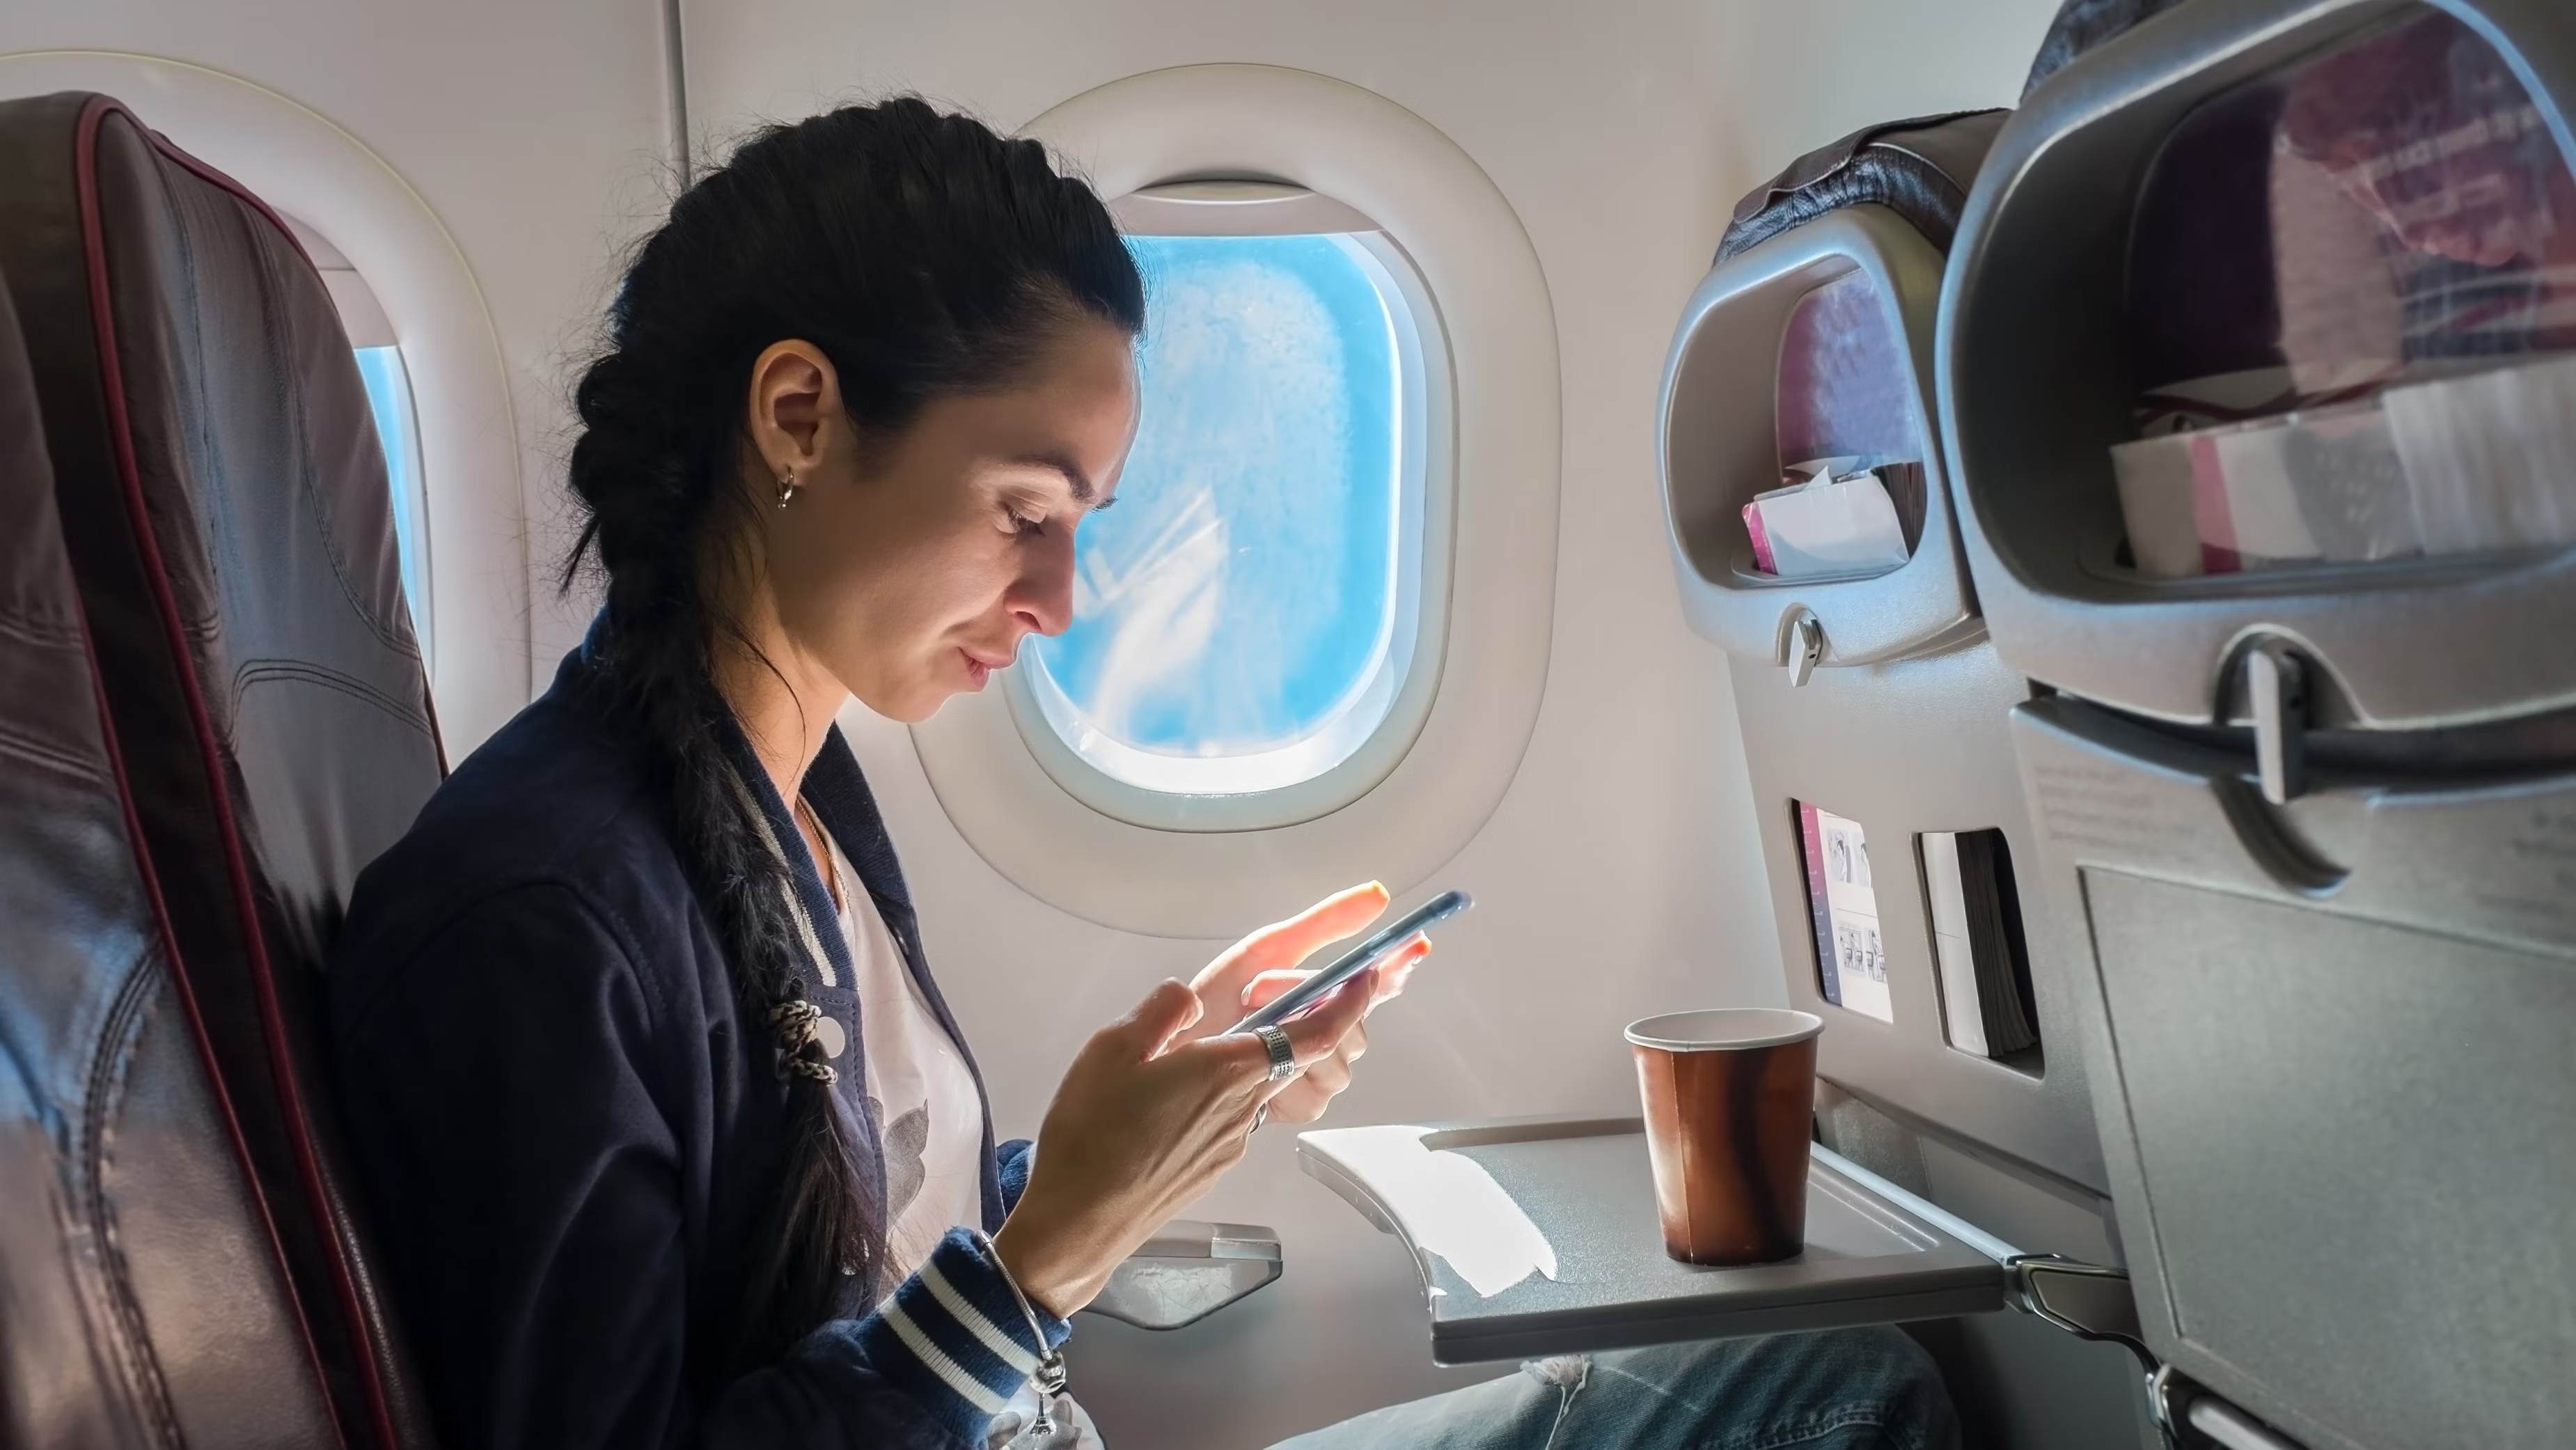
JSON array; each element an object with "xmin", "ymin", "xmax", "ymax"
[{"xmin": 559, "ymin": 97, "xmax": 1144, "ymax": 1362}]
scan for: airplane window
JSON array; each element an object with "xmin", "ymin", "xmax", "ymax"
[
  {"xmin": 352, "ymin": 344, "xmax": 432, "ymax": 660},
  {"xmin": 916, "ymin": 70, "xmax": 1548, "ymax": 925},
  {"xmin": 1023, "ymin": 231, "xmax": 1421, "ymax": 795}
]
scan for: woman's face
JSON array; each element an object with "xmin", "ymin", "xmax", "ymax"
[{"xmin": 755, "ymin": 319, "xmax": 1140, "ymax": 724}]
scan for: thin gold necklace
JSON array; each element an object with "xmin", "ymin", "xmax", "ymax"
[{"xmin": 798, "ymin": 797, "xmax": 844, "ymax": 914}]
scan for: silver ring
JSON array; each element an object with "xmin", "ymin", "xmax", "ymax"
[
  {"xmin": 1250, "ymin": 1103, "xmax": 1269, "ymax": 1133},
  {"xmin": 1252, "ymin": 1024, "xmax": 1296, "ymax": 1084}
]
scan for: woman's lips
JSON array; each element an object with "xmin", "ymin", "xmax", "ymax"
[{"xmin": 959, "ymin": 646, "xmax": 1011, "ymax": 689}]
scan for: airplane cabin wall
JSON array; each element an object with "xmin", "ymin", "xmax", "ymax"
[
  {"xmin": 3, "ymin": 1, "xmax": 2066, "ymax": 1444},
  {"xmin": 682, "ymin": 2, "xmax": 2062, "ymax": 1443}
]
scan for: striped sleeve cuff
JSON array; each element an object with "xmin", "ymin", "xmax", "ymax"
[
  {"xmin": 852, "ymin": 1227, "xmax": 1071, "ymax": 1443},
  {"xmin": 996, "ymin": 1138, "xmax": 1037, "ymax": 1216}
]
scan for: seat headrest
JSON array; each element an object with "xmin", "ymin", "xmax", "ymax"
[
  {"xmin": 1718, "ymin": 109, "xmax": 2012, "ymax": 263},
  {"xmin": 2022, "ymin": 0, "xmax": 2196, "ymax": 98}
]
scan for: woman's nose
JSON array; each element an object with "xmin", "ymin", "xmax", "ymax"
[{"xmin": 1011, "ymin": 531, "xmax": 1078, "ymax": 638}]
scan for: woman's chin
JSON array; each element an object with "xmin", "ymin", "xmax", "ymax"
[
  {"xmin": 842, "ymin": 679, "xmax": 945, "ymax": 726},
  {"xmin": 888, "ymin": 692, "xmax": 950, "ymax": 724}
]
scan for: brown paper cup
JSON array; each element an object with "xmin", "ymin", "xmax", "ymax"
[{"xmin": 1627, "ymin": 1008, "xmax": 1824, "ymax": 1265}]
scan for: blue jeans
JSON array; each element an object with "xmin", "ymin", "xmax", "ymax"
[{"xmin": 1268, "ymin": 1329, "xmax": 1958, "ymax": 1450}]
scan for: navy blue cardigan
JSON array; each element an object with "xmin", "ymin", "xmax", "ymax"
[{"xmin": 329, "ymin": 643, "xmax": 1069, "ymax": 1449}]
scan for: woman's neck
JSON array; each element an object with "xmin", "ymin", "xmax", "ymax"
[{"xmin": 707, "ymin": 586, "xmax": 847, "ymax": 814}]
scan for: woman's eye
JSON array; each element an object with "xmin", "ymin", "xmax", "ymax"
[{"xmin": 1007, "ymin": 509, "xmax": 1046, "ymax": 538}]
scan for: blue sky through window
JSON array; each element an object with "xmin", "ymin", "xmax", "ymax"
[
  {"xmin": 353, "ymin": 345, "xmax": 428, "ymax": 650},
  {"xmin": 1030, "ymin": 234, "xmax": 1402, "ymax": 762}
]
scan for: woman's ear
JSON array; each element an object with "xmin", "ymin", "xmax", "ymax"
[{"xmin": 746, "ymin": 339, "xmax": 845, "ymax": 485}]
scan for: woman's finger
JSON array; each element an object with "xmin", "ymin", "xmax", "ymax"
[
  {"xmin": 1266, "ymin": 1046, "xmax": 1354, "ymax": 1125},
  {"xmin": 1244, "ymin": 932, "xmax": 1427, "ymax": 1020},
  {"xmin": 1110, "ymin": 979, "xmax": 1206, "ymax": 1058},
  {"xmin": 1264, "ymin": 1084, "xmax": 1324, "ymax": 1126},
  {"xmin": 1264, "ymin": 1011, "xmax": 1382, "ymax": 1124},
  {"xmin": 1239, "ymin": 968, "xmax": 1312, "ymax": 1013},
  {"xmin": 1301, "ymin": 1051, "xmax": 1354, "ymax": 1100},
  {"xmin": 1175, "ymin": 1005, "xmax": 1325, "ymax": 1102},
  {"xmin": 1188, "ymin": 883, "xmax": 1387, "ymax": 1012},
  {"xmin": 1370, "ymin": 938, "xmax": 1431, "ymax": 1005},
  {"xmin": 1175, "ymin": 964, "xmax": 1376, "ymax": 1117},
  {"xmin": 1234, "ymin": 882, "xmax": 1390, "ymax": 974},
  {"xmin": 1264, "ymin": 1076, "xmax": 1326, "ymax": 1125},
  {"xmin": 1271, "ymin": 965, "xmax": 1377, "ymax": 1066}
]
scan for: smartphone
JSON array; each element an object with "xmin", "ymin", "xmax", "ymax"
[{"xmin": 1226, "ymin": 889, "xmax": 1472, "ymax": 1036}]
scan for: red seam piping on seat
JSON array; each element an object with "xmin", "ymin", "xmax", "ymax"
[
  {"xmin": 66, "ymin": 98, "xmax": 350, "ymax": 1450},
  {"xmin": 76, "ymin": 95, "xmax": 388, "ymax": 1450},
  {"xmin": 146, "ymin": 130, "xmax": 317, "ymax": 272},
  {"xmin": 132, "ymin": 110, "xmax": 411, "ymax": 1450},
  {"xmin": 65, "ymin": 568, "xmax": 342, "ymax": 1450}
]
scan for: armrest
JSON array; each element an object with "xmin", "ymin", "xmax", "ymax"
[{"xmin": 1079, "ymin": 1220, "xmax": 1282, "ymax": 1332}]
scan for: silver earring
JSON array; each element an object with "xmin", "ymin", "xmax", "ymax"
[{"xmin": 776, "ymin": 473, "xmax": 797, "ymax": 510}]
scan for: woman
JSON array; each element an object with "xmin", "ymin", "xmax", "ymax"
[{"xmin": 328, "ymin": 98, "xmax": 1956, "ymax": 1450}]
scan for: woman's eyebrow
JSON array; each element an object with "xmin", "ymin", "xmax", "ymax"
[{"xmin": 1006, "ymin": 450, "xmax": 1111, "ymax": 509}]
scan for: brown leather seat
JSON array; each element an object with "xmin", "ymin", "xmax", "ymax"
[{"xmin": 0, "ymin": 92, "xmax": 443, "ymax": 1450}]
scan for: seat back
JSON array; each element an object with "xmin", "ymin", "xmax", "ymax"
[
  {"xmin": 0, "ymin": 259, "xmax": 349, "ymax": 1449},
  {"xmin": 0, "ymin": 91, "xmax": 443, "ymax": 1450}
]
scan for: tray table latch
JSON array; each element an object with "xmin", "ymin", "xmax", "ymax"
[
  {"xmin": 1784, "ymin": 609, "xmax": 1825, "ymax": 686},
  {"xmin": 2243, "ymin": 642, "xmax": 2309, "ymax": 805},
  {"xmin": 2003, "ymin": 1254, "xmax": 2151, "ymax": 1371}
]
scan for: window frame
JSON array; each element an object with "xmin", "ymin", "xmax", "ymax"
[
  {"xmin": 906, "ymin": 63, "xmax": 1562, "ymax": 938},
  {"xmin": 292, "ymin": 213, "xmax": 439, "ymax": 666},
  {"xmin": 1008, "ymin": 213, "xmax": 1455, "ymax": 827}
]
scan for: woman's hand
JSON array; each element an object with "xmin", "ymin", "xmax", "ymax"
[
  {"xmin": 992, "ymin": 971, "xmax": 1372, "ymax": 1319},
  {"xmin": 1179, "ymin": 883, "xmax": 1431, "ymax": 1126}
]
